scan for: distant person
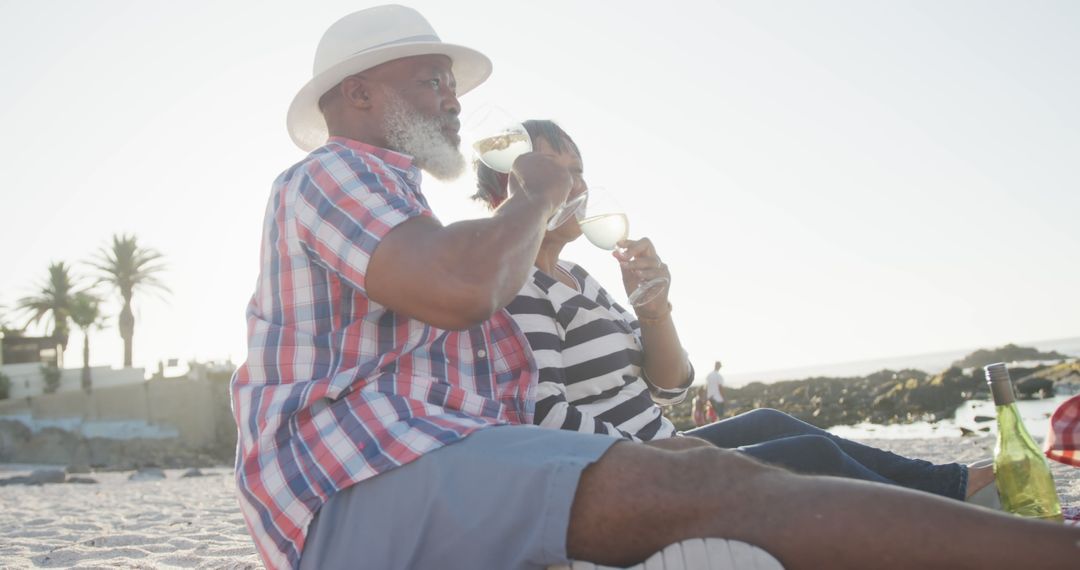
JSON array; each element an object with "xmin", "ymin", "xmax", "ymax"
[
  {"xmin": 477, "ymin": 120, "xmax": 998, "ymax": 502},
  {"xmin": 691, "ymin": 386, "xmax": 709, "ymax": 427},
  {"xmin": 232, "ymin": 7, "xmax": 1080, "ymax": 569},
  {"xmin": 706, "ymin": 360, "xmax": 726, "ymax": 416}
]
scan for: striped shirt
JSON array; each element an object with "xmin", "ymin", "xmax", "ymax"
[
  {"xmin": 506, "ymin": 261, "xmax": 691, "ymax": 441},
  {"xmin": 230, "ymin": 137, "xmax": 535, "ymax": 570}
]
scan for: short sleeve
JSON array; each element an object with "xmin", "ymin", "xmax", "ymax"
[{"xmin": 292, "ymin": 150, "xmax": 432, "ymax": 295}]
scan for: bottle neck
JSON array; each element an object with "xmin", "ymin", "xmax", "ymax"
[{"xmin": 990, "ymin": 380, "xmax": 1016, "ymax": 406}]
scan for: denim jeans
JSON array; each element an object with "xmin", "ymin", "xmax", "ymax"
[{"xmin": 683, "ymin": 408, "xmax": 967, "ymax": 500}]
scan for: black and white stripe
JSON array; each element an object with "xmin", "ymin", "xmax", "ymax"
[{"xmin": 507, "ymin": 261, "xmax": 691, "ymax": 441}]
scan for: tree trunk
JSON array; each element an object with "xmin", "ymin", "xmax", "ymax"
[
  {"xmin": 52, "ymin": 331, "xmax": 65, "ymax": 369},
  {"xmin": 120, "ymin": 300, "xmax": 134, "ymax": 368},
  {"xmin": 54, "ymin": 318, "xmax": 70, "ymax": 368},
  {"xmin": 81, "ymin": 333, "xmax": 91, "ymax": 393}
]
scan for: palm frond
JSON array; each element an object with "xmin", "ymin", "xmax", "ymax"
[
  {"xmin": 15, "ymin": 261, "xmax": 79, "ymax": 337},
  {"xmin": 90, "ymin": 233, "xmax": 171, "ymax": 295},
  {"xmin": 70, "ymin": 291, "xmax": 106, "ymax": 330}
]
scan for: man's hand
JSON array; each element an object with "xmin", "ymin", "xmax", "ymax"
[{"xmin": 508, "ymin": 151, "xmax": 572, "ymax": 214}]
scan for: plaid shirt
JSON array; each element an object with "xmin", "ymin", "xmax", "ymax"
[
  {"xmin": 1046, "ymin": 393, "xmax": 1080, "ymax": 467},
  {"xmin": 230, "ymin": 137, "xmax": 536, "ymax": 570}
]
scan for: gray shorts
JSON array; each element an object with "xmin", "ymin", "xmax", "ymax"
[{"xmin": 299, "ymin": 424, "xmax": 619, "ymax": 570}]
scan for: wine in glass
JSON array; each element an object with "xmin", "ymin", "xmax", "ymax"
[
  {"xmin": 577, "ymin": 187, "xmax": 668, "ymax": 306},
  {"xmin": 472, "ymin": 122, "xmax": 532, "ymax": 173},
  {"xmin": 464, "ymin": 108, "xmax": 586, "ymax": 230}
]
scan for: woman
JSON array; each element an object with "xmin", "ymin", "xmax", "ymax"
[
  {"xmin": 692, "ymin": 386, "xmax": 710, "ymax": 428},
  {"xmin": 475, "ymin": 119, "xmax": 994, "ymax": 503}
]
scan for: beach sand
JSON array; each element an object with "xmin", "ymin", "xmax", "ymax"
[
  {"xmin": 1, "ymin": 435, "xmax": 1077, "ymax": 569},
  {"xmin": 0, "ymin": 467, "xmax": 260, "ymax": 569}
]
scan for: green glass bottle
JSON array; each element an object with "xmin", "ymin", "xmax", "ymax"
[{"xmin": 985, "ymin": 362, "xmax": 1062, "ymax": 521}]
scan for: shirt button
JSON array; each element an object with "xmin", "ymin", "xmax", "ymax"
[{"xmin": 476, "ymin": 349, "xmax": 487, "ymax": 358}]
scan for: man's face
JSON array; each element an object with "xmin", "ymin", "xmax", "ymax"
[{"xmin": 370, "ymin": 55, "xmax": 464, "ymax": 180}]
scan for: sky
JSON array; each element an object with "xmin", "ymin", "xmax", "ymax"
[{"xmin": 1, "ymin": 1, "xmax": 1077, "ymax": 385}]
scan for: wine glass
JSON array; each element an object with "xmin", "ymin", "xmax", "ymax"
[
  {"xmin": 577, "ymin": 187, "xmax": 669, "ymax": 306},
  {"xmin": 463, "ymin": 106, "xmax": 586, "ymax": 230}
]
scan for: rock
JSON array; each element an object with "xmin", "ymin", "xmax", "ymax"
[
  {"xmin": 0, "ymin": 476, "xmax": 33, "ymax": 486},
  {"xmin": 180, "ymin": 468, "xmax": 205, "ymax": 478},
  {"xmin": 66, "ymin": 464, "xmax": 92, "ymax": 474},
  {"xmin": 979, "ymin": 427, "xmax": 991, "ymax": 432},
  {"xmin": 66, "ymin": 476, "xmax": 98, "ymax": 484},
  {"xmin": 29, "ymin": 469, "xmax": 67, "ymax": 484},
  {"xmin": 951, "ymin": 344, "xmax": 1070, "ymax": 369},
  {"xmin": 19, "ymin": 428, "xmax": 82, "ymax": 465},
  {"xmin": 0, "ymin": 420, "xmax": 32, "ymax": 462},
  {"xmin": 960, "ymin": 427, "xmax": 976, "ymax": 437},
  {"xmin": 973, "ymin": 415, "xmax": 994, "ymax": 423},
  {"xmin": 1016, "ymin": 376, "xmax": 1054, "ymax": 398},
  {"xmin": 128, "ymin": 467, "xmax": 166, "ymax": 481}
]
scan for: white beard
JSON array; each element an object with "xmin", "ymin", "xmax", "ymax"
[{"xmin": 382, "ymin": 93, "xmax": 465, "ymax": 181}]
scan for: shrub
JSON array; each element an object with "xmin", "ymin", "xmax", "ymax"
[{"xmin": 40, "ymin": 365, "xmax": 61, "ymax": 394}]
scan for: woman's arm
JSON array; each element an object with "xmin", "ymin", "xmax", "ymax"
[{"xmin": 614, "ymin": 238, "xmax": 692, "ymax": 391}]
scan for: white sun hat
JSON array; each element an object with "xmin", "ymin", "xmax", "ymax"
[{"xmin": 287, "ymin": 4, "xmax": 493, "ymax": 152}]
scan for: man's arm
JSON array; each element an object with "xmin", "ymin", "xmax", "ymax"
[{"xmin": 366, "ymin": 153, "xmax": 570, "ymax": 330}]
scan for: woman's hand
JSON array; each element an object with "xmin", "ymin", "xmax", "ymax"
[{"xmin": 613, "ymin": 237, "xmax": 670, "ymax": 318}]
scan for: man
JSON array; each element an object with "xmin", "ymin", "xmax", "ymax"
[
  {"xmin": 233, "ymin": 6, "xmax": 1080, "ymax": 570},
  {"xmin": 706, "ymin": 360, "xmax": 725, "ymax": 417}
]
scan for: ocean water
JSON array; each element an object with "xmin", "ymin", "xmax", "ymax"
[{"xmin": 829, "ymin": 395, "xmax": 1074, "ymax": 440}]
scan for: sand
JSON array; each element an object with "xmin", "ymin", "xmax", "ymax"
[
  {"xmin": 0, "ymin": 467, "xmax": 260, "ymax": 569},
  {"xmin": 1, "ymin": 435, "xmax": 1077, "ymax": 569}
]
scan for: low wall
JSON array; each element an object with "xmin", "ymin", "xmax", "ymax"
[
  {"xmin": 2, "ymin": 363, "xmax": 145, "ymax": 399},
  {"xmin": 0, "ymin": 374, "xmax": 237, "ymax": 467}
]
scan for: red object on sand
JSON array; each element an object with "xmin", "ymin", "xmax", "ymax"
[{"xmin": 1045, "ymin": 394, "xmax": 1080, "ymax": 468}]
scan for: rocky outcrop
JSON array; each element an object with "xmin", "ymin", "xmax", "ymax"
[
  {"xmin": 0, "ymin": 419, "xmax": 228, "ymax": 469},
  {"xmin": 718, "ymin": 366, "xmax": 986, "ymax": 428},
  {"xmin": 951, "ymin": 343, "xmax": 1071, "ymax": 369},
  {"xmin": 665, "ymin": 360, "xmax": 1070, "ymax": 432}
]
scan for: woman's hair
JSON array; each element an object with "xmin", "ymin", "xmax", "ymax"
[{"xmin": 472, "ymin": 119, "xmax": 581, "ymax": 209}]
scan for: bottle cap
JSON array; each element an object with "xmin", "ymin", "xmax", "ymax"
[{"xmin": 984, "ymin": 362, "xmax": 1011, "ymax": 384}]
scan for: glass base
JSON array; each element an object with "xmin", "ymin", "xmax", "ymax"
[
  {"xmin": 547, "ymin": 193, "xmax": 589, "ymax": 231},
  {"xmin": 628, "ymin": 277, "xmax": 669, "ymax": 306}
]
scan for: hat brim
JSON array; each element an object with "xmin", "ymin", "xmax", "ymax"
[{"xmin": 286, "ymin": 42, "xmax": 492, "ymax": 152}]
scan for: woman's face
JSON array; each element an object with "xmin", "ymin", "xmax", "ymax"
[{"xmin": 532, "ymin": 136, "xmax": 586, "ymax": 242}]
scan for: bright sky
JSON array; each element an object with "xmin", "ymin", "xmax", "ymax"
[{"xmin": 1, "ymin": 1, "xmax": 1077, "ymax": 385}]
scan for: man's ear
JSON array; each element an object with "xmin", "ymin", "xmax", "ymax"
[{"xmin": 340, "ymin": 75, "xmax": 374, "ymax": 110}]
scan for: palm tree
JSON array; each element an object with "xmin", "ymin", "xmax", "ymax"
[
  {"xmin": 17, "ymin": 262, "xmax": 78, "ymax": 368},
  {"xmin": 0, "ymin": 300, "xmax": 14, "ymax": 336},
  {"xmin": 89, "ymin": 234, "xmax": 169, "ymax": 368},
  {"xmin": 70, "ymin": 291, "xmax": 106, "ymax": 392}
]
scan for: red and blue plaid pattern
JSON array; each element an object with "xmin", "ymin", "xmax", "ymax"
[
  {"xmin": 1045, "ymin": 393, "xmax": 1080, "ymax": 468},
  {"xmin": 231, "ymin": 137, "xmax": 536, "ymax": 569}
]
